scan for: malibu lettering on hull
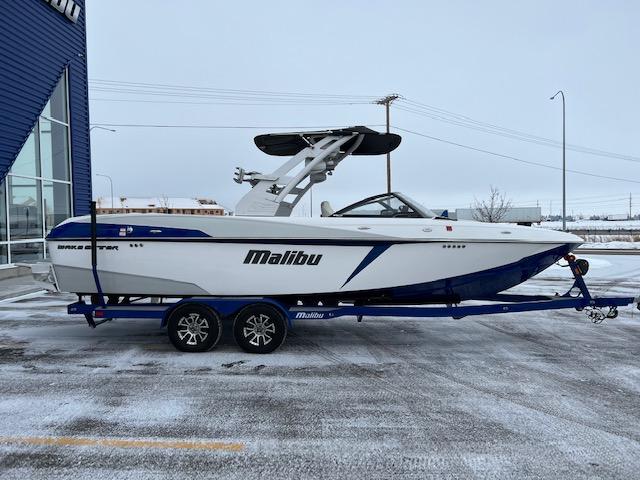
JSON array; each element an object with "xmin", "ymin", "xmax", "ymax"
[{"xmin": 243, "ymin": 249, "xmax": 323, "ymax": 266}]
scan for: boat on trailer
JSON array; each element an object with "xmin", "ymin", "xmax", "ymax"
[
  {"xmin": 45, "ymin": 127, "xmax": 638, "ymax": 353},
  {"xmin": 49, "ymin": 127, "xmax": 581, "ymax": 304}
]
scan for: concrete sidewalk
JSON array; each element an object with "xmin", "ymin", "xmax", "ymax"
[{"xmin": 0, "ymin": 274, "xmax": 45, "ymax": 301}]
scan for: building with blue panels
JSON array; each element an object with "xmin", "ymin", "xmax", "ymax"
[{"xmin": 0, "ymin": 0, "xmax": 90, "ymax": 266}]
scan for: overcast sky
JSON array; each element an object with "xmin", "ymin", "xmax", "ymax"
[{"xmin": 86, "ymin": 0, "xmax": 640, "ymax": 216}]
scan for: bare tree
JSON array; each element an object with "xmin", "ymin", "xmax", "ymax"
[
  {"xmin": 158, "ymin": 194, "xmax": 172, "ymax": 213},
  {"xmin": 472, "ymin": 186, "xmax": 512, "ymax": 222}
]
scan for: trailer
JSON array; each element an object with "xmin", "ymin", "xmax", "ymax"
[
  {"xmin": 67, "ymin": 255, "xmax": 638, "ymax": 354},
  {"xmin": 60, "ymin": 203, "xmax": 638, "ymax": 354}
]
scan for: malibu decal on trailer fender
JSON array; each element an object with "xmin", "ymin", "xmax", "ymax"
[
  {"xmin": 243, "ymin": 249, "xmax": 322, "ymax": 266},
  {"xmin": 295, "ymin": 312, "xmax": 326, "ymax": 319}
]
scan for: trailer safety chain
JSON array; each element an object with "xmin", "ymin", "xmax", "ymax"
[{"xmin": 584, "ymin": 306, "xmax": 618, "ymax": 324}]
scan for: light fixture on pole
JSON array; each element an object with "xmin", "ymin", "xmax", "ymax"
[
  {"xmin": 549, "ymin": 90, "xmax": 566, "ymax": 231},
  {"xmin": 89, "ymin": 125, "xmax": 116, "ymax": 133},
  {"xmin": 89, "ymin": 125, "xmax": 116, "ymax": 209}
]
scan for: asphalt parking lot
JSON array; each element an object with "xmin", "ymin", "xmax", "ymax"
[{"xmin": 0, "ymin": 258, "xmax": 639, "ymax": 479}]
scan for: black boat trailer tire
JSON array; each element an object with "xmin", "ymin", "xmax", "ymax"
[
  {"xmin": 233, "ymin": 303, "xmax": 288, "ymax": 354},
  {"xmin": 166, "ymin": 303, "xmax": 223, "ymax": 353}
]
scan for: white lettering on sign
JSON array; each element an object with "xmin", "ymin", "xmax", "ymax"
[{"xmin": 42, "ymin": 0, "xmax": 80, "ymax": 24}]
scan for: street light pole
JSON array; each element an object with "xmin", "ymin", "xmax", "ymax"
[
  {"xmin": 95, "ymin": 173, "xmax": 114, "ymax": 209},
  {"xmin": 375, "ymin": 94, "xmax": 400, "ymax": 193},
  {"xmin": 89, "ymin": 126, "xmax": 117, "ymax": 210},
  {"xmin": 550, "ymin": 90, "xmax": 566, "ymax": 231}
]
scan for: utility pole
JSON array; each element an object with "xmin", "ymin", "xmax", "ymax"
[
  {"xmin": 375, "ymin": 94, "xmax": 400, "ymax": 193},
  {"xmin": 550, "ymin": 91, "xmax": 566, "ymax": 231},
  {"xmin": 630, "ymin": 193, "xmax": 632, "ymax": 219}
]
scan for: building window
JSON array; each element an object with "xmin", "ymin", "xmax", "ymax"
[
  {"xmin": 11, "ymin": 132, "xmax": 38, "ymax": 178},
  {"xmin": 43, "ymin": 181, "xmax": 71, "ymax": 235},
  {"xmin": 8, "ymin": 176, "xmax": 43, "ymax": 240},
  {"xmin": 10, "ymin": 242, "xmax": 45, "ymax": 263},
  {"xmin": 0, "ymin": 183, "xmax": 6, "ymax": 242},
  {"xmin": 39, "ymin": 119, "xmax": 70, "ymax": 181},
  {"xmin": 0, "ymin": 70, "xmax": 71, "ymax": 266}
]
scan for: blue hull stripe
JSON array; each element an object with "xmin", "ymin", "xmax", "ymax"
[
  {"xmin": 342, "ymin": 244, "xmax": 392, "ymax": 287},
  {"xmin": 353, "ymin": 244, "xmax": 573, "ymax": 302},
  {"xmin": 47, "ymin": 222, "xmax": 210, "ymax": 240}
]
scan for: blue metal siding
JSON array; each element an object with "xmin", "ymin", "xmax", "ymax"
[{"xmin": 0, "ymin": 0, "xmax": 91, "ymax": 215}]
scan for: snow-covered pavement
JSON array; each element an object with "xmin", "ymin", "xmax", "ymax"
[{"xmin": 0, "ymin": 255, "xmax": 639, "ymax": 479}]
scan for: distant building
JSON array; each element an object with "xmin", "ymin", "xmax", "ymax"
[
  {"xmin": 452, "ymin": 207, "xmax": 542, "ymax": 225},
  {"xmin": 96, "ymin": 197, "xmax": 225, "ymax": 215},
  {"xmin": 605, "ymin": 214, "xmax": 628, "ymax": 221}
]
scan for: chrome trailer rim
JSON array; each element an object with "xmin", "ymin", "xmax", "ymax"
[
  {"xmin": 177, "ymin": 313, "xmax": 210, "ymax": 346},
  {"xmin": 243, "ymin": 314, "xmax": 276, "ymax": 347}
]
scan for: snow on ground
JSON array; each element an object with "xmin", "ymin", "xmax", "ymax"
[
  {"xmin": 0, "ymin": 255, "xmax": 638, "ymax": 479},
  {"xmin": 580, "ymin": 241, "xmax": 640, "ymax": 249},
  {"xmin": 536, "ymin": 219, "xmax": 640, "ymax": 248},
  {"xmin": 541, "ymin": 219, "xmax": 640, "ymax": 230},
  {"xmin": 511, "ymin": 254, "xmax": 639, "ymax": 298}
]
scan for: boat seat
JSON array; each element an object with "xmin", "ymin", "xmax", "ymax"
[{"xmin": 320, "ymin": 201, "xmax": 334, "ymax": 217}]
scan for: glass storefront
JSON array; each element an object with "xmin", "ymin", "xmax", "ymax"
[{"xmin": 0, "ymin": 70, "xmax": 72, "ymax": 265}]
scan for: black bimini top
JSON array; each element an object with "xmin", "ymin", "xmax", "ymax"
[{"xmin": 254, "ymin": 126, "xmax": 402, "ymax": 156}]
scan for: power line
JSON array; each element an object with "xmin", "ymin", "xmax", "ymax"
[
  {"xmin": 89, "ymin": 78, "xmax": 380, "ymax": 100},
  {"xmin": 89, "ymin": 98, "xmax": 372, "ymax": 106},
  {"xmin": 88, "ymin": 80, "xmax": 380, "ymax": 105},
  {"xmin": 89, "ymin": 87, "xmax": 371, "ymax": 105},
  {"xmin": 394, "ymin": 125, "xmax": 640, "ymax": 185},
  {"xmin": 88, "ymin": 78, "xmax": 640, "ymax": 164},
  {"xmin": 396, "ymin": 98, "xmax": 640, "ymax": 164},
  {"xmin": 89, "ymin": 123, "xmax": 385, "ymax": 130},
  {"xmin": 90, "ymin": 119, "xmax": 640, "ymax": 185},
  {"xmin": 514, "ymin": 192, "xmax": 640, "ymax": 203}
]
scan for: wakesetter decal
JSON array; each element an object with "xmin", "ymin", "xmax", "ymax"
[
  {"xmin": 243, "ymin": 249, "xmax": 322, "ymax": 266},
  {"xmin": 57, "ymin": 245, "xmax": 119, "ymax": 251}
]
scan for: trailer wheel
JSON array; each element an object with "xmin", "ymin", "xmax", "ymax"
[
  {"xmin": 233, "ymin": 304, "xmax": 287, "ymax": 354},
  {"xmin": 167, "ymin": 304, "xmax": 222, "ymax": 353}
]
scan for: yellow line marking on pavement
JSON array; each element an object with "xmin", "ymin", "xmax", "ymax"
[{"xmin": 0, "ymin": 435, "xmax": 244, "ymax": 452}]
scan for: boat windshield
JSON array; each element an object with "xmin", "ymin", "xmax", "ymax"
[{"xmin": 331, "ymin": 193, "xmax": 436, "ymax": 218}]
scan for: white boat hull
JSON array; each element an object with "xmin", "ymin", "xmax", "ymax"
[{"xmin": 47, "ymin": 214, "xmax": 582, "ymax": 302}]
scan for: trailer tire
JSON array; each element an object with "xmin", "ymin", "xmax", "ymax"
[
  {"xmin": 233, "ymin": 304, "xmax": 287, "ymax": 354},
  {"xmin": 167, "ymin": 304, "xmax": 222, "ymax": 353}
]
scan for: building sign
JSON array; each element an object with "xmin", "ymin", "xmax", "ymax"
[{"xmin": 42, "ymin": 0, "xmax": 80, "ymax": 24}]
